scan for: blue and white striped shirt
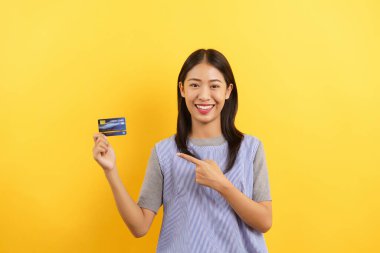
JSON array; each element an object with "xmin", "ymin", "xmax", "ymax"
[{"xmin": 154, "ymin": 133, "xmax": 269, "ymax": 253}]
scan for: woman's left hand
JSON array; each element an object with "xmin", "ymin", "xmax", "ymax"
[{"xmin": 176, "ymin": 152, "xmax": 230, "ymax": 192}]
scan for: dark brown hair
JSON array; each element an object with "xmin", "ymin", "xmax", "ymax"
[{"xmin": 175, "ymin": 49, "xmax": 244, "ymax": 173}]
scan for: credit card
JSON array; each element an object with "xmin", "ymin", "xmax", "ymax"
[{"xmin": 98, "ymin": 117, "xmax": 127, "ymax": 136}]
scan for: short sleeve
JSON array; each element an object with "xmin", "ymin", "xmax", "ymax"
[
  {"xmin": 252, "ymin": 141, "xmax": 272, "ymax": 202},
  {"xmin": 137, "ymin": 146, "xmax": 163, "ymax": 214}
]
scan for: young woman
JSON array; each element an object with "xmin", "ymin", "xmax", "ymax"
[{"xmin": 92, "ymin": 49, "xmax": 272, "ymax": 253}]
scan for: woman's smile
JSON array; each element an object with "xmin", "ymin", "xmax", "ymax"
[{"xmin": 195, "ymin": 104, "xmax": 215, "ymax": 114}]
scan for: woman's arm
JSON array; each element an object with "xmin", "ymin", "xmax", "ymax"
[
  {"xmin": 216, "ymin": 181, "xmax": 272, "ymax": 233},
  {"xmin": 105, "ymin": 168, "xmax": 156, "ymax": 237}
]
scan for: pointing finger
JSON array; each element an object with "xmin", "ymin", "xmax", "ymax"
[{"xmin": 176, "ymin": 153, "xmax": 204, "ymax": 165}]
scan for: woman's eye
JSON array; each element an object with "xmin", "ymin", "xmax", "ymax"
[
  {"xmin": 190, "ymin": 83, "xmax": 199, "ymax": 87},
  {"xmin": 211, "ymin": 85, "xmax": 220, "ymax": 88}
]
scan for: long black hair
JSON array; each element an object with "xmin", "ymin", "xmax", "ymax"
[{"xmin": 175, "ymin": 49, "xmax": 244, "ymax": 173}]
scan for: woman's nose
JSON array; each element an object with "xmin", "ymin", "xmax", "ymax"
[{"xmin": 198, "ymin": 86, "xmax": 211, "ymax": 100}]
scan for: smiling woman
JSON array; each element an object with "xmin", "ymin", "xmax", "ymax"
[
  {"xmin": 93, "ymin": 49, "xmax": 272, "ymax": 253},
  {"xmin": 182, "ymin": 72, "xmax": 229, "ymax": 116}
]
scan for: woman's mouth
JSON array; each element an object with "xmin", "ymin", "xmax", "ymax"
[{"xmin": 195, "ymin": 104, "xmax": 215, "ymax": 114}]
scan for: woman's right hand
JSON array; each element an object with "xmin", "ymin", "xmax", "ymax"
[{"xmin": 92, "ymin": 133, "xmax": 116, "ymax": 172}]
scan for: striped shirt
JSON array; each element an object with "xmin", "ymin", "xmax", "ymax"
[
  {"xmin": 138, "ymin": 135, "xmax": 271, "ymax": 213},
  {"xmin": 152, "ymin": 133, "xmax": 269, "ymax": 253}
]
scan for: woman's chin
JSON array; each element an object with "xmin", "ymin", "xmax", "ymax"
[{"xmin": 191, "ymin": 115, "xmax": 218, "ymax": 124}]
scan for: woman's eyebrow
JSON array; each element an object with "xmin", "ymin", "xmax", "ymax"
[{"xmin": 187, "ymin": 78, "xmax": 222, "ymax": 83}]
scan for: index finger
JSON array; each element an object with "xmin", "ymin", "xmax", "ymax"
[
  {"xmin": 93, "ymin": 133, "xmax": 107, "ymax": 142},
  {"xmin": 176, "ymin": 153, "xmax": 204, "ymax": 165}
]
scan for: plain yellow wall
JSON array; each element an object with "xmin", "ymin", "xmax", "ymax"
[{"xmin": 1, "ymin": 0, "xmax": 379, "ymax": 252}]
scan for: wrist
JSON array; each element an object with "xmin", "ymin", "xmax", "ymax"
[
  {"xmin": 104, "ymin": 166, "xmax": 119, "ymax": 179},
  {"xmin": 216, "ymin": 177, "xmax": 233, "ymax": 195}
]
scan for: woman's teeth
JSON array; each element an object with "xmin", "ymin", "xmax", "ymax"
[{"xmin": 195, "ymin": 105, "xmax": 214, "ymax": 109}]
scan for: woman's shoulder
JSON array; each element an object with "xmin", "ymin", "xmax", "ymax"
[
  {"xmin": 241, "ymin": 133, "xmax": 264, "ymax": 157},
  {"xmin": 242, "ymin": 133, "xmax": 262, "ymax": 144},
  {"xmin": 152, "ymin": 134, "xmax": 178, "ymax": 162},
  {"xmin": 153, "ymin": 134, "xmax": 176, "ymax": 147}
]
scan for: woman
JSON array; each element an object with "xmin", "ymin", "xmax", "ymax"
[{"xmin": 92, "ymin": 48, "xmax": 272, "ymax": 253}]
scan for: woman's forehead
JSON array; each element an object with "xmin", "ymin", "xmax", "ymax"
[{"xmin": 186, "ymin": 63, "xmax": 224, "ymax": 82}]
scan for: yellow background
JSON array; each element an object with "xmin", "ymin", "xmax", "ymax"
[{"xmin": 1, "ymin": 0, "xmax": 379, "ymax": 252}]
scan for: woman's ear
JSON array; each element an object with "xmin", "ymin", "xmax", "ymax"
[
  {"xmin": 179, "ymin": 82, "xmax": 185, "ymax": 97},
  {"xmin": 226, "ymin": 83, "xmax": 233, "ymax": 99}
]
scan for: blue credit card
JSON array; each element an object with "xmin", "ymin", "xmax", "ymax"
[{"xmin": 98, "ymin": 117, "xmax": 127, "ymax": 136}]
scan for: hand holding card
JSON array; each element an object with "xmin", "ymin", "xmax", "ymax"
[{"xmin": 93, "ymin": 117, "xmax": 126, "ymax": 172}]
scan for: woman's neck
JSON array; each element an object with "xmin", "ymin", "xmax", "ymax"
[{"xmin": 189, "ymin": 120, "xmax": 222, "ymax": 139}]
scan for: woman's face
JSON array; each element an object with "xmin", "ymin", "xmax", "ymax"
[{"xmin": 179, "ymin": 62, "xmax": 233, "ymax": 125}]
